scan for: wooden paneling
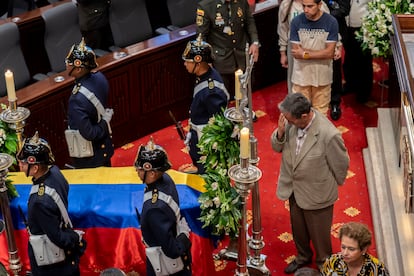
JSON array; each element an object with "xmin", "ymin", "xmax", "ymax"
[
  {"xmin": 0, "ymin": 25, "xmax": 197, "ymax": 167},
  {"xmin": 0, "ymin": 4, "xmax": 281, "ymax": 168}
]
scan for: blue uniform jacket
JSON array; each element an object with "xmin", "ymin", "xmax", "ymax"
[
  {"xmin": 27, "ymin": 165, "xmax": 84, "ymax": 276},
  {"xmin": 188, "ymin": 66, "xmax": 228, "ymax": 173},
  {"xmin": 140, "ymin": 173, "xmax": 192, "ymax": 276},
  {"xmin": 189, "ymin": 66, "xmax": 229, "ymax": 125},
  {"xmin": 68, "ymin": 71, "xmax": 114, "ymax": 168}
]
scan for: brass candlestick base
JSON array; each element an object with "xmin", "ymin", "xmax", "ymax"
[
  {"xmin": 224, "ymin": 106, "xmax": 256, "ymax": 125},
  {"xmin": 0, "ymin": 101, "xmax": 30, "ymax": 150},
  {"xmin": 0, "ymin": 106, "xmax": 30, "ymax": 124},
  {"xmin": 228, "ymin": 160, "xmax": 262, "ymax": 196},
  {"xmin": 224, "ymin": 107, "xmax": 244, "ymax": 123},
  {"xmin": 0, "ymin": 153, "xmax": 21, "ymax": 276}
]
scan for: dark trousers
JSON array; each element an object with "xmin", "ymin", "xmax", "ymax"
[
  {"xmin": 189, "ymin": 129, "xmax": 205, "ymax": 174},
  {"xmin": 327, "ymin": 14, "xmax": 346, "ymax": 107},
  {"xmin": 221, "ymin": 73, "xmax": 235, "ymax": 101},
  {"xmin": 81, "ymin": 25, "xmax": 114, "ymax": 52},
  {"xmin": 343, "ymin": 27, "xmax": 373, "ymax": 103},
  {"xmin": 289, "ymin": 195, "xmax": 333, "ymax": 266},
  {"xmin": 331, "ymin": 58, "xmax": 342, "ymax": 106}
]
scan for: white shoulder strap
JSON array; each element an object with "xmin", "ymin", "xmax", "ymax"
[
  {"xmin": 30, "ymin": 185, "xmax": 73, "ymax": 228},
  {"xmin": 78, "ymin": 86, "xmax": 112, "ymax": 134},
  {"xmin": 78, "ymin": 86, "xmax": 106, "ymax": 118},
  {"xmin": 193, "ymin": 79, "xmax": 230, "ymax": 100},
  {"xmin": 143, "ymin": 191, "xmax": 180, "ymax": 222}
]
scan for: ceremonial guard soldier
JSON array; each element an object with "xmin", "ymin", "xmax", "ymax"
[
  {"xmin": 196, "ymin": 0, "xmax": 259, "ymax": 99},
  {"xmin": 182, "ymin": 34, "xmax": 229, "ymax": 174},
  {"xmin": 135, "ymin": 138, "xmax": 192, "ymax": 276},
  {"xmin": 65, "ymin": 38, "xmax": 114, "ymax": 168},
  {"xmin": 17, "ymin": 132, "xmax": 86, "ymax": 276}
]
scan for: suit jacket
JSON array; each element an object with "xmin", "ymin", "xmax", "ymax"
[{"xmin": 271, "ymin": 110, "xmax": 349, "ymax": 210}]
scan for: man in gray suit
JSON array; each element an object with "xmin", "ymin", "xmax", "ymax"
[{"xmin": 271, "ymin": 93, "xmax": 349, "ymax": 274}]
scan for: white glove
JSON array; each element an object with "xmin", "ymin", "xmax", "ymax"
[
  {"xmin": 184, "ymin": 132, "xmax": 191, "ymax": 151},
  {"xmin": 74, "ymin": 229, "xmax": 85, "ymax": 242},
  {"xmin": 102, "ymin": 108, "xmax": 114, "ymax": 124},
  {"xmin": 177, "ymin": 217, "xmax": 191, "ymax": 238}
]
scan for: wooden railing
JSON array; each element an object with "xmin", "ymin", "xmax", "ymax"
[{"xmin": 0, "ymin": 3, "xmax": 282, "ymax": 168}]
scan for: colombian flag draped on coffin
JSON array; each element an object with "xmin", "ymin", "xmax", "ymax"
[{"xmin": 0, "ymin": 167, "xmax": 218, "ymax": 275}]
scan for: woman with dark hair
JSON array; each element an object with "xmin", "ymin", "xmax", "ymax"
[{"xmin": 321, "ymin": 222, "xmax": 389, "ymax": 276}]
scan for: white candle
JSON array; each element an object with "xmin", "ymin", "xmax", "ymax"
[
  {"xmin": 5, "ymin": 70, "xmax": 16, "ymax": 102},
  {"xmin": 235, "ymin": 69, "xmax": 243, "ymax": 100},
  {"xmin": 240, "ymin": 127, "xmax": 249, "ymax": 159}
]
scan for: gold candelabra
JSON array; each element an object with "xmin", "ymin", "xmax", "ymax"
[
  {"xmin": 0, "ymin": 98, "xmax": 30, "ymax": 275},
  {"xmin": 0, "ymin": 153, "xmax": 21, "ymax": 276},
  {"xmin": 222, "ymin": 44, "xmax": 270, "ymax": 275},
  {"xmin": 0, "ymin": 99, "xmax": 30, "ymax": 150},
  {"xmin": 228, "ymin": 155, "xmax": 262, "ymax": 275}
]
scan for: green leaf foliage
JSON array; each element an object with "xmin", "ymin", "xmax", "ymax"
[
  {"xmin": 197, "ymin": 112, "xmax": 242, "ymax": 239},
  {"xmin": 356, "ymin": 0, "xmax": 414, "ymax": 58},
  {"xmin": 0, "ymin": 104, "xmax": 19, "ymax": 198}
]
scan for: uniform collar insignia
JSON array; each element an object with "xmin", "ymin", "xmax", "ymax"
[
  {"xmin": 208, "ymin": 80, "xmax": 215, "ymax": 89},
  {"xmin": 72, "ymin": 83, "xmax": 81, "ymax": 94},
  {"xmin": 151, "ymin": 192, "xmax": 158, "ymax": 204},
  {"xmin": 38, "ymin": 184, "xmax": 45, "ymax": 196}
]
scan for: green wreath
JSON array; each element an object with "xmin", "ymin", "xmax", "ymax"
[
  {"xmin": 197, "ymin": 111, "xmax": 242, "ymax": 239},
  {"xmin": 0, "ymin": 104, "xmax": 19, "ymax": 199}
]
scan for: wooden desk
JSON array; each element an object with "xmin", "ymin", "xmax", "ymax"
[
  {"xmin": 0, "ymin": 25, "xmax": 197, "ymax": 168},
  {"xmin": 0, "ymin": 4, "xmax": 282, "ymax": 168}
]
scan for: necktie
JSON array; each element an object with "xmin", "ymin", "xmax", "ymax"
[{"xmin": 295, "ymin": 129, "xmax": 306, "ymax": 155}]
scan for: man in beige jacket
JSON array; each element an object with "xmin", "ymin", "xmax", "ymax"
[{"xmin": 271, "ymin": 93, "xmax": 349, "ymax": 274}]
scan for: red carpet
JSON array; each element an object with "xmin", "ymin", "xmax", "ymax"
[{"xmin": 112, "ymin": 59, "xmax": 388, "ymax": 274}]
